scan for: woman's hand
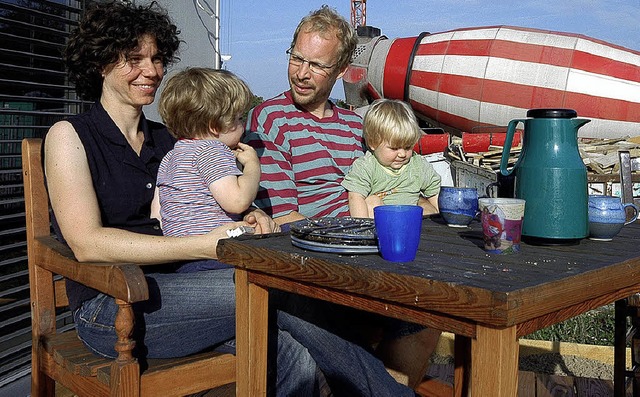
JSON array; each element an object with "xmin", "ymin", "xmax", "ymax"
[{"xmin": 243, "ymin": 208, "xmax": 280, "ymax": 234}]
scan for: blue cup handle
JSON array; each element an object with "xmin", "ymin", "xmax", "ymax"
[
  {"xmin": 484, "ymin": 182, "xmax": 496, "ymax": 198},
  {"xmin": 623, "ymin": 203, "xmax": 639, "ymax": 225}
]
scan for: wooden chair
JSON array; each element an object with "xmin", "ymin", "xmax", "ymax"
[
  {"xmin": 22, "ymin": 138, "xmax": 235, "ymax": 397},
  {"xmin": 614, "ymin": 150, "xmax": 640, "ymax": 397}
]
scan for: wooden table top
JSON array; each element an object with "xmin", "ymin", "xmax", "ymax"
[{"xmin": 218, "ymin": 217, "xmax": 640, "ymax": 336}]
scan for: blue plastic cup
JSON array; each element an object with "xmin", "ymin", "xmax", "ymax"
[{"xmin": 373, "ymin": 205, "xmax": 423, "ymax": 262}]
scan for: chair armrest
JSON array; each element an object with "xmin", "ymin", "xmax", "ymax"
[{"xmin": 34, "ymin": 235, "xmax": 149, "ymax": 303}]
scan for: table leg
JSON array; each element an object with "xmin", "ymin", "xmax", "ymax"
[
  {"xmin": 235, "ymin": 269, "xmax": 270, "ymax": 396},
  {"xmin": 471, "ymin": 325, "xmax": 518, "ymax": 397}
]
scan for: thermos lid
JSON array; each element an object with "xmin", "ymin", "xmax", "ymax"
[{"xmin": 527, "ymin": 109, "xmax": 577, "ymax": 119}]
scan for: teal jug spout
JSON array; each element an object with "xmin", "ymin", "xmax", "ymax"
[
  {"xmin": 573, "ymin": 118, "xmax": 591, "ymax": 131},
  {"xmin": 499, "ymin": 109, "xmax": 590, "ymax": 244}
]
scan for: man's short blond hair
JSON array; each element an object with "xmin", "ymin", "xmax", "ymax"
[
  {"xmin": 159, "ymin": 67, "xmax": 252, "ymax": 139},
  {"xmin": 363, "ymin": 99, "xmax": 422, "ymax": 149},
  {"xmin": 291, "ymin": 5, "xmax": 357, "ymax": 71}
]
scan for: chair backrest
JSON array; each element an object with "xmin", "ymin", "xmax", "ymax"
[
  {"xmin": 22, "ymin": 138, "xmax": 69, "ymax": 313},
  {"xmin": 619, "ymin": 150, "xmax": 640, "ymax": 221}
]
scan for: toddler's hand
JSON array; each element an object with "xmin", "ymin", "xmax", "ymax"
[{"xmin": 233, "ymin": 142, "xmax": 259, "ymax": 167}]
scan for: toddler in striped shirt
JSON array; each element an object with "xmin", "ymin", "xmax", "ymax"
[{"xmin": 151, "ymin": 67, "xmax": 260, "ymax": 240}]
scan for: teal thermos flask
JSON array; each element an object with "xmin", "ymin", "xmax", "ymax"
[{"xmin": 499, "ymin": 109, "xmax": 590, "ymax": 244}]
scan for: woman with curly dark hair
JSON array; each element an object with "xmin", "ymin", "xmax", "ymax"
[
  {"xmin": 42, "ymin": 0, "xmax": 294, "ymax": 388},
  {"xmin": 63, "ymin": 1, "xmax": 181, "ymax": 102}
]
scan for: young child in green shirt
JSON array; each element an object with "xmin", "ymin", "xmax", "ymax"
[{"xmin": 342, "ymin": 99, "xmax": 441, "ymax": 218}]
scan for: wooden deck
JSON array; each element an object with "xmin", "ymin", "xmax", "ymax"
[
  {"xmin": 419, "ymin": 363, "xmax": 618, "ymax": 397},
  {"xmin": 57, "ymin": 368, "xmax": 619, "ymax": 397}
]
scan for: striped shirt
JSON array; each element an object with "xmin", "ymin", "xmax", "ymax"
[
  {"xmin": 157, "ymin": 139, "xmax": 242, "ymax": 237},
  {"xmin": 245, "ymin": 91, "xmax": 364, "ymax": 218}
]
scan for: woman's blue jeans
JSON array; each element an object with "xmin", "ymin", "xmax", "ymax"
[
  {"xmin": 74, "ymin": 269, "xmax": 237, "ymax": 358},
  {"xmin": 73, "ymin": 268, "xmax": 316, "ymax": 395},
  {"xmin": 74, "ymin": 267, "xmax": 413, "ymax": 396}
]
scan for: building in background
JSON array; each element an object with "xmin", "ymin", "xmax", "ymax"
[{"xmin": 0, "ymin": 1, "xmax": 213, "ymax": 394}]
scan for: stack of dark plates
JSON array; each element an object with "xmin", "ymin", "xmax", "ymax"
[{"xmin": 289, "ymin": 217, "xmax": 379, "ymax": 254}]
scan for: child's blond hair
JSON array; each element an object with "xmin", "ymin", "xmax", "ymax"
[
  {"xmin": 159, "ymin": 67, "xmax": 252, "ymax": 139},
  {"xmin": 363, "ymin": 99, "xmax": 421, "ymax": 149}
]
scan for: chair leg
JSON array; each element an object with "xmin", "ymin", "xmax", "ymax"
[
  {"xmin": 632, "ymin": 306, "xmax": 640, "ymax": 397},
  {"xmin": 615, "ymin": 299, "xmax": 629, "ymax": 397},
  {"xmin": 31, "ymin": 349, "xmax": 55, "ymax": 397}
]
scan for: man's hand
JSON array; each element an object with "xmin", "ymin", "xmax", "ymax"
[{"xmin": 243, "ymin": 208, "xmax": 281, "ymax": 234}]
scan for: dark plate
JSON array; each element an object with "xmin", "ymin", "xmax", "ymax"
[
  {"xmin": 289, "ymin": 217, "xmax": 378, "ymax": 247},
  {"xmin": 291, "ymin": 236, "xmax": 379, "ymax": 254}
]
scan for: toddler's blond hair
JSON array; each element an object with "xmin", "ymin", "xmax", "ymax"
[{"xmin": 363, "ymin": 99, "xmax": 421, "ymax": 149}]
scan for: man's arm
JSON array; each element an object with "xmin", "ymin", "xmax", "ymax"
[{"xmin": 273, "ymin": 211, "xmax": 306, "ymax": 226}]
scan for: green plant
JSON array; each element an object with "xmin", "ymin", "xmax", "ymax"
[{"xmin": 524, "ymin": 304, "xmax": 616, "ymax": 346}]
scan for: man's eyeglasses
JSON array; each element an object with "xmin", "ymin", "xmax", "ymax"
[{"xmin": 286, "ymin": 49, "xmax": 337, "ymax": 76}]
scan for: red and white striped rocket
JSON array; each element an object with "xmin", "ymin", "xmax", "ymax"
[{"xmin": 344, "ymin": 25, "xmax": 640, "ymax": 138}]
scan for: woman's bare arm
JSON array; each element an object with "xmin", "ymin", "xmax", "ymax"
[{"xmin": 44, "ymin": 122, "xmax": 251, "ymax": 264}]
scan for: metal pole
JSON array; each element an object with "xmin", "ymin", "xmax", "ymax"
[{"xmin": 214, "ymin": 0, "xmax": 220, "ymax": 69}]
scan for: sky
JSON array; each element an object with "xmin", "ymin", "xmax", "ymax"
[{"xmin": 211, "ymin": 0, "xmax": 640, "ymax": 101}]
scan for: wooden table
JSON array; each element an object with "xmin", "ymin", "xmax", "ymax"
[{"xmin": 217, "ymin": 217, "xmax": 640, "ymax": 396}]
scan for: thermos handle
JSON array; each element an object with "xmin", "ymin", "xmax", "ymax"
[
  {"xmin": 500, "ymin": 119, "xmax": 526, "ymax": 176},
  {"xmin": 623, "ymin": 203, "xmax": 639, "ymax": 225}
]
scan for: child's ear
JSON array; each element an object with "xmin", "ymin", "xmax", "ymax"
[{"xmin": 208, "ymin": 123, "xmax": 221, "ymax": 138}]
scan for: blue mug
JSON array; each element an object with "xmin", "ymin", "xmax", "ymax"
[
  {"xmin": 438, "ymin": 187, "xmax": 479, "ymax": 227},
  {"xmin": 588, "ymin": 195, "xmax": 639, "ymax": 241}
]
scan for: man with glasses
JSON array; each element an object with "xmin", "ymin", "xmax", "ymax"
[
  {"xmin": 245, "ymin": 5, "xmax": 441, "ymax": 394},
  {"xmin": 246, "ymin": 5, "xmax": 363, "ymax": 223}
]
